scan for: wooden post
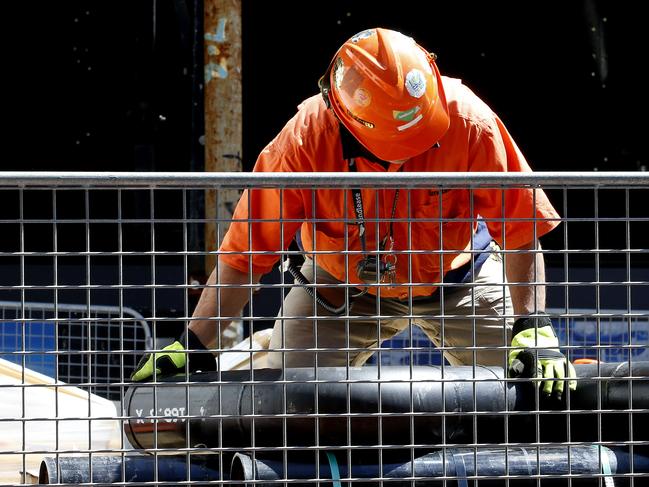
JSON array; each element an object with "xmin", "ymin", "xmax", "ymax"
[
  {"xmin": 203, "ymin": 0, "xmax": 243, "ymax": 347},
  {"xmin": 204, "ymin": 0, "xmax": 242, "ymax": 275}
]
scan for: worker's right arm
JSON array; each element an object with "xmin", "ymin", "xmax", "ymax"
[
  {"xmin": 188, "ymin": 260, "xmax": 262, "ymax": 349},
  {"xmin": 130, "ymin": 260, "xmax": 260, "ymax": 381}
]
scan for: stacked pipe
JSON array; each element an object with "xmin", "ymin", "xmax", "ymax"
[
  {"xmin": 231, "ymin": 446, "xmax": 649, "ymax": 486},
  {"xmin": 38, "ymin": 454, "xmax": 224, "ymax": 484},
  {"xmin": 124, "ymin": 363, "xmax": 649, "ymax": 448},
  {"xmin": 40, "ymin": 363, "xmax": 649, "ymax": 485},
  {"xmin": 40, "ymin": 446, "xmax": 649, "ymax": 486}
]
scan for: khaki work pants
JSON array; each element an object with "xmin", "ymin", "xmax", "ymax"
[{"xmin": 267, "ymin": 252, "xmax": 513, "ymax": 369}]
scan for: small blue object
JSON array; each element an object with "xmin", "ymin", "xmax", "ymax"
[
  {"xmin": 598, "ymin": 446, "xmax": 614, "ymax": 486},
  {"xmin": 325, "ymin": 452, "xmax": 341, "ymax": 487}
]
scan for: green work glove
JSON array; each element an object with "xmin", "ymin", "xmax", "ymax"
[
  {"xmin": 130, "ymin": 329, "xmax": 216, "ymax": 381},
  {"xmin": 508, "ymin": 315, "xmax": 577, "ymax": 400}
]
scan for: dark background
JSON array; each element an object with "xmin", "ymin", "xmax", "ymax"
[
  {"xmin": 3, "ymin": 1, "xmax": 644, "ymax": 173},
  {"xmin": 1, "ymin": 1, "xmax": 647, "ymax": 320}
]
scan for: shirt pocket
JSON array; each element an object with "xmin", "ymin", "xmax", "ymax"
[
  {"xmin": 308, "ymin": 224, "xmax": 360, "ymax": 253},
  {"xmin": 414, "ymin": 190, "xmax": 456, "ymax": 220},
  {"xmin": 412, "ymin": 193, "xmax": 469, "ymax": 253},
  {"xmin": 412, "ymin": 192, "xmax": 453, "ymax": 239},
  {"xmin": 307, "ymin": 189, "xmax": 355, "ymax": 240}
]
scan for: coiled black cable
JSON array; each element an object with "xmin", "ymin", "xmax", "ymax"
[{"xmin": 283, "ymin": 254, "xmax": 362, "ymax": 315}]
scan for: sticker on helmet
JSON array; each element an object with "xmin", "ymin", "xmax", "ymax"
[
  {"xmin": 393, "ymin": 106, "xmax": 421, "ymax": 122},
  {"xmin": 333, "ymin": 57, "xmax": 345, "ymax": 89},
  {"xmin": 397, "ymin": 114, "xmax": 423, "ymax": 132},
  {"xmin": 346, "ymin": 109, "xmax": 375, "ymax": 128},
  {"xmin": 405, "ymin": 69, "xmax": 427, "ymax": 98},
  {"xmin": 351, "ymin": 29, "xmax": 375, "ymax": 43},
  {"xmin": 353, "ymin": 88, "xmax": 371, "ymax": 107}
]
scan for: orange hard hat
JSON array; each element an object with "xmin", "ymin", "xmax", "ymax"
[{"xmin": 319, "ymin": 28, "xmax": 450, "ymax": 162}]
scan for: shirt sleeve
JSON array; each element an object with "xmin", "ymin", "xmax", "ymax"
[
  {"xmin": 218, "ymin": 138, "xmax": 306, "ymax": 276},
  {"xmin": 469, "ymin": 115, "xmax": 561, "ymax": 249}
]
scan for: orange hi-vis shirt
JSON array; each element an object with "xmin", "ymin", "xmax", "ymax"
[{"xmin": 219, "ymin": 77, "xmax": 560, "ymax": 299}]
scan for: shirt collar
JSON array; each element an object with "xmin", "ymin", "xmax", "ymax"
[
  {"xmin": 339, "ymin": 123, "xmax": 440, "ymax": 169},
  {"xmin": 339, "ymin": 124, "xmax": 391, "ymax": 168}
]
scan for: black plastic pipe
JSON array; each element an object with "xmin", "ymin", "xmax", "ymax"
[
  {"xmin": 38, "ymin": 454, "xmax": 225, "ymax": 484},
  {"xmin": 231, "ymin": 446, "xmax": 649, "ymax": 487},
  {"xmin": 124, "ymin": 363, "xmax": 649, "ymax": 450}
]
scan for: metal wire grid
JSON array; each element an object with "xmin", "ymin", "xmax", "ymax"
[
  {"xmin": 0, "ymin": 172, "xmax": 647, "ymax": 486},
  {"xmin": 368, "ymin": 308, "xmax": 649, "ymax": 366},
  {"xmin": 0, "ymin": 301, "xmax": 152, "ymax": 400}
]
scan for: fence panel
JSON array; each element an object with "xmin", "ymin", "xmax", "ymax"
[
  {"xmin": 0, "ymin": 172, "xmax": 647, "ymax": 486},
  {"xmin": 0, "ymin": 301, "xmax": 151, "ymax": 400}
]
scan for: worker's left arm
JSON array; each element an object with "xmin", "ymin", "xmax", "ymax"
[
  {"xmin": 505, "ymin": 239, "xmax": 576, "ymax": 399},
  {"xmin": 505, "ymin": 239, "xmax": 545, "ymax": 316}
]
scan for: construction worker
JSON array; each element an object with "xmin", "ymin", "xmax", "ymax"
[{"xmin": 132, "ymin": 28, "xmax": 576, "ymax": 399}]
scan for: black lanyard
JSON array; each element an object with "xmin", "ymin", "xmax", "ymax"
[
  {"xmin": 348, "ymin": 158, "xmax": 400, "ymax": 253},
  {"xmin": 283, "ymin": 158, "xmax": 401, "ymax": 314}
]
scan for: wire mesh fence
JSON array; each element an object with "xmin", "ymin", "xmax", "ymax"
[
  {"xmin": 0, "ymin": 301, "xmax": 151, "ymax": 400},
  {"xmin": 0, "ymin": 172, "xmax": 648, "ymax": 486},
  {"xmin": 369, "ymin": 308, "xmax": 649, "ymax": 366}
]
